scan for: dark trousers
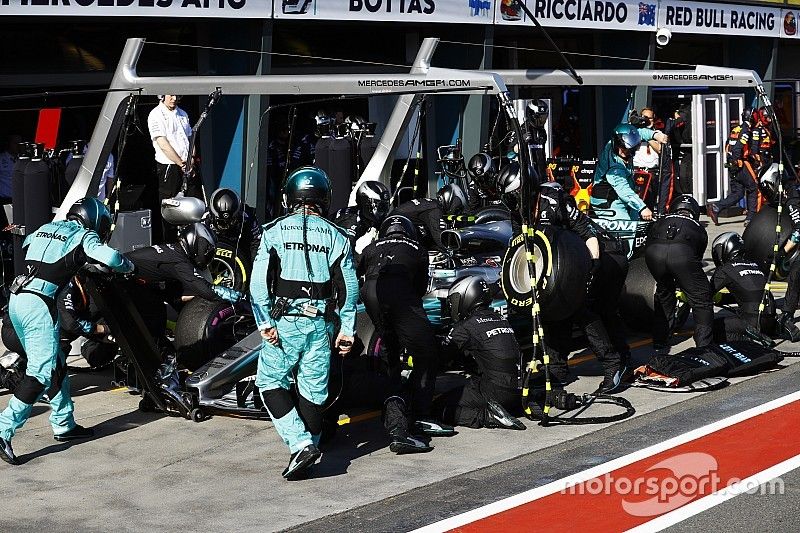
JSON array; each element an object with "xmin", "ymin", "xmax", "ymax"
[
  {"xmin": 126, "ymin": 284, "xmax": 168, "ymax": 353},
  {"xmin": 325, "ymin": 355, "xmax": 395, "ymax": 414},
  {"xmin": 153, "ymin": 162, "xmax": 203, "ymax": 244},
  {"xmin": 713, "ymin": 312, "xmax": 776, "ymax": 343},
  {"xmin": 784, "ymin": 259, "xmax": 800, "ymax": 316},
  {"xmin": 362, "ymin": 277, "xmax": 437, "ymax": 418},
  {"xmin": 543, "ymin": 306, "xmax": 622, "ymax": 381},
  {"xmin": 646, "ymin": 243, "xmax": 713, "ymax": 347},
  {"xmin": 433, "ymin": 378, "xmax": 518, "ymax": 429},
  {"xmin": 716, "ymin": 166, "xmax": 760, "ymax": 220},
  {"xmin": 590, "ymin": 249, "xmax": 630, "ymax": 361}
]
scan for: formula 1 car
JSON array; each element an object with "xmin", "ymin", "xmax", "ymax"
[{"xmin": 179, "ymin": 206, "xmax": 598, "ymax": 422}]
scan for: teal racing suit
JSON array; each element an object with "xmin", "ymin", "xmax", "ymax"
[
  {"xmin": 591, "ymin": 127, "xmax": 656, "ymax": 220},
  {"xmin": 250, "ymin": 212, "xmax": 358, "ymax": 453},
  {"xmin": 0, "ymin": 220, "xmax": 132, "ymax": 442}
]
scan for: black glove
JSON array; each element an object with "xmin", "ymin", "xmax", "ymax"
[
  {"xmin": 590, "ymin": 258, "xmax": 602, "ymax": 276},
  {"xmin": 587, "ymin": 258, "xmax": 601, "ymax": 293}
]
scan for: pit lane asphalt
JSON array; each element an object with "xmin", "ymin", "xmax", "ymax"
[
  {"xmin": 666, "ymin": 469, "xmax": 800, "ymax": 532},
  {"xmin": 292, "ymin": 355, "xmax": 800, "ymax": 532},
  {"xmin": 1, "ymin": 213, "xmax": 798, "ymax": 533}
]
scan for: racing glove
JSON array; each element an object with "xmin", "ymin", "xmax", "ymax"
[
  {"xmin": 212, "ymin": 285, "xmax": 243, "ymax": 304},
  {"xmin": 586, "ymin": 257, "xmax": 601, "ymax": 292}
]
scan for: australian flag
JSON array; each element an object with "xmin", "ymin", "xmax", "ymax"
[{"xmin": 638, "ymin": 2, "xmax": 656, "ymax": 26}]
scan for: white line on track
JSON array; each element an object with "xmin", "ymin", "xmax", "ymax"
[
  {"xmin": 624, "ymin": 453, "xmax": 800, "ymax": 532},
  {"xmin": 411, "ymin": 390, "xmax": 800, "ymax": 533}
]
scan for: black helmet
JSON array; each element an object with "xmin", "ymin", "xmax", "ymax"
[
  {"xmin": 355, "ymin": 181, "xmax": 391, "ymax": 225},
  {"xmin": 314, "ymin": 111, "xmax": 333, "ymax": 138},
  {"xmin": 378, "ymin": 214, "xmax": 417, "ymax": 241},
  {"xmin": 612, "ymin": 123, "xmax": 642, "ymax": 159},
  {"xmin": 447, "ymin": 275, "xmax": 491, "ymax": 322},
  {"xmin": 440, "ymin": 147, "xmax": 466, "ymax": 179},
  {"xmin": 283, "ymin": 166, "xmax": 332, "ymax": 214},
  {"xmin": 468, "ymin": 153, "xmax": 498, "ymax": 193},
  {"xmin": 345, "ymin": 115, "xmax": 366, "ymax": 133},
  {"xmin": 539, "ymin": 180, "xmax": 565, "ymax": 201},
  {"xmin": 711, "ymin": 232, "xmax": 744, "ymax": 267},
  {"xmin": 468, "ymin": 152, "xmax": 496, "ymax": 178},
  {"xmin": 669, "ymin": 194, "xmax": 701, "ymax": 221},
  {"xmin": 497, "ymin": 162, "xmax": 521, "ymax": 194},
  {"xmin": 208, "ymin": 188, "xmax": 243, "ymax": 231},
  {"xmin": 537, "ymin": 181, "xmax": 566, "ymax": 215},
  {"xmin": 437, "ymin": 183, "xmax": 468, "ymax": 216},
  {"xmin": 67, "ymin": 197, "xmax": 113, "ymax": 241},
  {"xmin": 179, "ymin": 223, "xmax": 217, "ymax": 269},
  {"xmin": 741, "ymin": 106, "xmax": 754, "ymax": 124},
  {"xmin": 526, "ymin": 99, "xmax": 549, "ymax": 127}
]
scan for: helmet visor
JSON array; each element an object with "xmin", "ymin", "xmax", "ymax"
[{"xmin": 213, "ymin": 213, "xmax": 236, "ymax": 231}]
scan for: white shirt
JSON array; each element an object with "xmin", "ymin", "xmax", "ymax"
[
  {"xmin": 147, "ymin": 102, "xmax": 191, "ymax": 165},
  {"xmin": 633, "ymin": 138, "xmax": 661, "ymax": 169}
]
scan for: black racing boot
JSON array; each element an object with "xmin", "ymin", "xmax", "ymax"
[
  {"xmin": 413, "ymin": 418, "xmax": 457, "ymax": 437},
  {"xmin": 158, "ymin": 354, "xmax": 180, "ymax": 392},
  {"xmin": 54, "ymin": 424, "xmax": 95, "ymax": 442},
  {"xmin": 383, "ymin": 397, "xmax": 433, "ymax": 454},
  {"xmin": 0, "ymin": 437, "xmax": 18, "ymax": 465},
  {"xmin": 483, "ymin": 400, "xmax": 526, "ymax": 430},
  {"xmin": 597, "ymin": 365, "xmax": 626, "ymax": 394},
  {"xmin": 778, "ymin": 313, "xmax": 800, "ymax": 342},
  {"xmin": 619, "ymin": 351, "xmax": 632, "ymax": 371},
  {"xmin": 282, "ymin": 444, "xmax": 321, "ymax": 480},
  {"xmin": 390, "ymin": 432, "xmax": 433, "ymax": 454},
  {"xmin": 744, "ymin": 325, "xmax": 777, "ymax": 348},
  {"xmin": 158, "ymin": 354, "xmax": 192, "ymax": 412}
]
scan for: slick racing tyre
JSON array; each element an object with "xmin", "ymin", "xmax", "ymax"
[
  {"xmin": 174, "ymin": 298, "xmax": 255, "ymax": 372},
  {"xmin": 208, "ymin": 242, "xmax": 249, "ymax": 292},
  {"xmin": 619, "ymin": 256, "xmax": 690, "ymax": 331},
  {"xmin": 501, "ymin": 226, "xmax": 590, "ymax": 322},
  {"xmin": 743, "ymin": 206, "xmax": 799, "ymax": 280}
]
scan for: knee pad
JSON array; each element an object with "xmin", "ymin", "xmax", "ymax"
[
  {"xmin": 14, "ymin": 374, "xmax": 46, "ymax": 405},
  {"xmin": 260, "ymin": 388, "xmax": 294, "ymax": 420},
  {"xmin": 297, "ymin": 395, "xmax": 323, "ymax": 436},
  {"xmin": 46, "ymin": 358, "xmax": 68, "ymax": 399}
]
